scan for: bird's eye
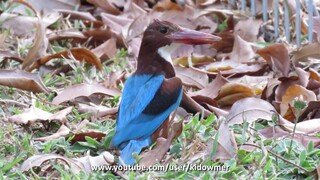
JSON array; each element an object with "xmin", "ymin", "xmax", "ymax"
[{"xmin": 159, "ymin": 26, "xmax": 168, "ymax": 34}]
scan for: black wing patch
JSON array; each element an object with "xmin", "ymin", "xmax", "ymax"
[{"xmin": 143, "ymin": 77, "xmax": 182, "ymax": 115}]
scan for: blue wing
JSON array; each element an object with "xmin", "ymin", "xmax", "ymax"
[{"xmin": 111, "ymin": 74, "xmax": 183, "ymax": 165}]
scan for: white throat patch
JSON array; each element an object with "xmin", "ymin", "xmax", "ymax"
[{"xmin": 157, "ymin": 43, "xmax": 181, "ymax": 64}]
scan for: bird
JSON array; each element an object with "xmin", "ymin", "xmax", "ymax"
[{"xmin": 111, "ymin": 20, "xmax": 221, "ymax": 165}]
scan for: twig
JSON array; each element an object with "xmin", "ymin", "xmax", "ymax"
[
  {"xmin": 0, "ymin": 99, "xmax": 28, "ymax": 107},
  {"xmin": 242, "ymin": 143, "xmax": 313, "ymax": 174}
]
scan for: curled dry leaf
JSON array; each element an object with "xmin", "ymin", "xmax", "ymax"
[
  {"xmin": 206, "ymin": 122, "xmax": 237, "ymax": 162},
  {"xmin": 256, "ymin": 43, "xmax": 290, "ymax": 77},
  {"xmin": 22, "ymin": 13, "xmax": 48, "ymax": 70},
  {"xmin": 190, "ymin": 72, "xmax": 228, "ymax": 105},
  {"xmin": 261, "ymin": 78, "xmax": 280, "ymax": 101},
  {"xmin": 21, "ymin": 151, "xmax": 114, "ymax": 174},
  {"xmin": 12, "ymin": 0, "xmax": 79, "ymax": 13},
  {"xmin": 280, "ymin": 84, "xmax": 316, "ymax": 117},
  {"xmin": 173, "ymin": 55, "xmax": 215, "ymax": 67},
  {"xmin": 206, "ymin": 104, "xmax": 229, "ymax": 117},
  {"xmin": 175, "ymin": 65, "xmax": 209, "ymax": 89},
  {"xmin": 211, "ymin": 31, "xmax": 234, "ymax": 53},
  {"xmin": 27, "ymin": 48, "xmax": 102, "ymax": 71},
  {"xmin": 232, "ymin": 75, "xmax": 271, "ymax": 96},
  {"xmin": 180, "ymin": 92, "xmax": 212, "ymax": 117},
  {"xmin": 56, "ymin": 9, "xmax": 96, "ymax": 21},
  {"xmin": 70, "ymin": 131, "xmax": 106, "ymax": 144},
  {"xmin": 0, "ymin": 69, "xmax": 49, "ymax": 93},
  {"xmin": 205, "ymin": 60, "xmax": 267, "ymax": 77},
  {"xmin": 282, "ymin": 118, "xmax": 320, "ymax": 135},
  {"xmin": 52, "ymin": 83, "xmax": 121, "ymax": 105},
  {"xmin": 275, "ymin": 76, "xmax": 300, "ymax": 102},
  {"xmin": 298, "ymin": 101, "xmax": 320, "ymax": 122},
  {"xmin": 215, "ymin": 82, "xmax": 255, "ymax": 106},
  {"xmin": 234, "ymin": 17, "xmax": 262, "ymax": 42},
  {"xmin": 8, "ymin": 106, "xmax": 53, "ymax": 124},
  {"xmin": 75, "ymin": 151, "xmax": 114, "ymax": 173},
  {"xmin": 10, "ymin": 0, "xmax": 49, "ymax": 70},
  {"xmin": 309, "ymin": 68, "xmax": 320, "ymax": 81},
  {"xmin": 103, "ymin": 71, "xmax": 126, "ymax": 88},
  {"xmin": 47, "ymin": 30, "xmax": 87, "ymax": 42},
  {"xmin": 77, "ymin": 104, "xmax": 118, "ymax": 118},
  {"xmin": 291, "ymin": 43, "xmax": 320, "ymax": 67},
  {"xmin": 227, "ymin": 97, "xmax": 276, "ymax": 125},
  {"xmin": 258, "ymin": 126, "xmax": 320, "ymax": 148},
  {"xmin": 34, "ymin": 125, "xmax": 70, "ymax": 141},
  {"xmin": 0, "ymin": 12, "xmax": 60, "ymax": 37},
  {"xmin": 229, "ymin": 35, "xmax": 255, "ymax": 63},
  {"xmin": 139, "ymin": 120, "xmax": 183, "ymax": 167},
  {"xmin": 153, "ymin": 0, "xmax": 183, "ymax": 11},
  {"xmin": 87, "ymin": 0, "xmax": 121, "ymax": 15},
  {"xmin": 48, "ymin": 107, "xmax": 73, "ymax": 123},
  {"xmin": 91, "ymin": 37, "xmax": 117, "ymax": 60},
  {"xmin": 8, "ymin": 106, "xmax": 72, "ymax": 125}
]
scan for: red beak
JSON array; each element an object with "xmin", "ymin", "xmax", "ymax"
[{"xmin": 167, "ymin": 27, "xmax": 221, "ymax": 45}]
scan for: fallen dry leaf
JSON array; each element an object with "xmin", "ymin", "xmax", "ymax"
[
  {"xmin": 227, "ymin": 97, "xmax": 276, "ymax": 125},
  {"xmin": 139, "ymin": 120, "xmax": 183, "ymax": 166},
  {"xmin": 103, "ymin": 71, "xmax": 126, "ymax": 88},
  {"xmin": 12, "ymin": 0, "xmax": 79, "ymax": 13},
  {"xmin": 309, "ymin": 68, "xmax": 320, "ymax": 81},
  {"xmin": 173, "ymin": 55, "xmax": 215, "ymax": 67},
  {"xmin": 153, "ymin": 0, "xmax": 183, "ymax": 11},
  {"xmin": 258, "ymin": 126, "xmax": 320, "ymax": 148},
  {"xmin": 56, "ymin": 9, "xmax": 97, "ymax": 21},
  {"xmin": 234, "ymin": 17, "xmax": 262, "ymax": 42},
  {"xmin": 22, "ymin": 13, "xmax": 48, "ymax": 70},
  {"xmin": 48, "ymin": 107, "xmax": 73, "ymax": 123},
  {"xmin": 34, "ymin": 125, "xmax": 70, "ymax": 141},
  {"xmin": 0, "ymin": 69, "xmax": 49, "ymax": 93},
  {"xmin": 180, "ymin": 92, "xmax": 212, "ymax": 117},
  {"xmin": 87, "ymin": 0, "xmax": 120, "ymax": 15},
  {"xmin": 205, "ymin": 60, "xmax": 267, "ymax": 77},
  {"xmin": 232, "ymin": 75, "xmax": 270, "ymax": 96},
  {"xmin": 275, "ymin": 76, "xmax": 300, "ymax": 103},
  {"xmin": 229, "ymin": 35, "xmax": 255, "ymax": 63},
  {"xmin": 291, "ymin": 43, "xmax": 320, "ymax": 67},
  {"xmin": 77, "ymin": 104, "xmax": 118, "ymax": 118},
  {"xmin": 52, "ymin": 83, "xmax": 121, "ymax": 105},
  {"xmin": 280, "ymin": 118, "xmax": 320, "ymax": 135},
  {"xmin": 215, "ymin": 82, "xmax": 256, "ymax": 106},
  {"xmin": 8, "ymin": 106, "xmax": 72, "ymax": 125},
  {"xmin": 256, "ymin": 43, "xmax": 290, "ymax": 77},
  {"xmin": 27, "ymin": 48, "xmax": 102, "ymax": 71},
  {"xmin": 70, "ymin": 131, "xmax": 106, "ymax": 144},
  {"xmin": 21, "ymin": 151, "xmax": 114, "ymax": 174},
  {"xmin": 280, "ymin": 84, "xmax": 316, "ymax": 117},
  {"xmin": 207, "ymin": 122, "xmax": 237, "ymax": 162},
  {"xmin": 47, "ymin": 30, "xmax": 87, "ymax": 42},
  {"xmin": 298, "ymin": 101, "xmax": 320, "ymax": 122},
  {"xmin": 8, "ymin": 106, "xmax": 53, "ymax": 124},
  {"xmin": 175, "ymin": 65, "xmax": 209, "ymax": 89},
  {"xmin": 211, "ymin": 31, "xmax": 234, "ymax": 53},
  {"xmin": 190, "ymin": 72, "xmax": 228, "ymax": 105},
  {"xmin": 91, "ymin": 37, "xmax": 117, "ymax": 60}
]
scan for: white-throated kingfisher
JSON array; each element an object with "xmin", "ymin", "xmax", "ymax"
[{"xmin": 112, "ymin": 20, "xmax": 221, "ymax": 165}]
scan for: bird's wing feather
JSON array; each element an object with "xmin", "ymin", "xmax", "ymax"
[
  {"xmin": 116, "ymin": 74, "xmax": 164, "ymax": 130},
  {"xmin": 143, "ymin": 77, "xmax": 182, "ymax": 115}
]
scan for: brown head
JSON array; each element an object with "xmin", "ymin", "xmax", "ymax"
[{"xmin": 136, "ymin": 20, "xmax": 221, "ymax": 78}]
